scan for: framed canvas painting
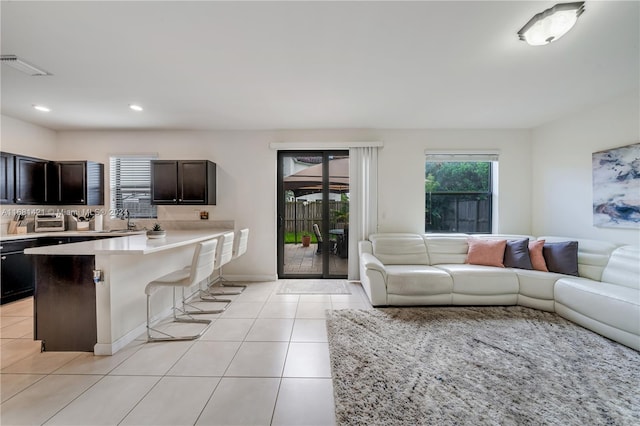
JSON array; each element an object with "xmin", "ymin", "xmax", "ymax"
[{"xmin": 592, "ymin": 142, "xmax": 640, "ymax": 228}]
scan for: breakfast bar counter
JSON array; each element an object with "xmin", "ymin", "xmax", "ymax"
[{"xmin": 25, "ymin": 229, "xmax": 231, "ymax": 355}]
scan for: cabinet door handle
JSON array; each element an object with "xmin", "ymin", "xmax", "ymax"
[
  {"xmin": 1, "ymin": 256, "xmax": 6, "ymax": 260},
  {"xmin": 81, "ymin": 199, "xmax": 84, "ymax": 202},
  {"xmin": 173, "ymin": 199, "xmax": 177, "ymax": 202},
  {"xmin": 178, "ymin": 199, "xmax": 182, "ymax": 202}
]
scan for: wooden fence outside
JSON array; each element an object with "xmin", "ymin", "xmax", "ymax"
[{"xmin": 284, "ymin": 201, "xmax": 347, "ymax": 234}]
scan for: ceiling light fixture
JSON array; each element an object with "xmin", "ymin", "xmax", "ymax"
[
  {"xmin": 518, "ymin": 2, "xmax": 585, "ymax": 46},
  {"xmin": 33, "ymin": 105, "xmax": 51, "ymax": 112},
  {"xmin": 1, "ymin": 55, "xmax": 51, "ymax": 76},
  {"xmin": 129, "ymin": 104, "xmax": 143, "ymax": 112}
]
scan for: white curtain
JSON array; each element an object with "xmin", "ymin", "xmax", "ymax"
[{"xmin": 348, "ymin": 147, "xmax": 379, "ymax": 280}]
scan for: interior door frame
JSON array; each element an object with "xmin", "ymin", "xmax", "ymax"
[{"xmin": 277, "ymin": 150, "xmax": 348, "ymax": 279}]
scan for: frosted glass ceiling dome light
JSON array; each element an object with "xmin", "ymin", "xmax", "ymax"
[
  {"xmin": 518, "ymin": 2, "xmax": 585, "ymax": 46},
  {"xmin": 129, "ymin": 104, "xmax": 143, "ymax": 112}
]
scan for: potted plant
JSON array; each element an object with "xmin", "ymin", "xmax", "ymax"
[
  {"xmin": 301, "ymin": 233, "xmax": 311, "ymax": 247},
  {"xmin": 147, "ymin": 223, "xmax": 166, "ymax": 239}
]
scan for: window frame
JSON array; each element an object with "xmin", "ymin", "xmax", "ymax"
[{"xmin": 425, "ymin": 152, "xmax": 498, "ymax": 234}]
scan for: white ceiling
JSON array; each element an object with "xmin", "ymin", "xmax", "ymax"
[{"xmin": 1, "ymin": 1, "xmax": 638, "ymax": 131}]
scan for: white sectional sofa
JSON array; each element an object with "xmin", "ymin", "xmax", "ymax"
[{"xmin": 358, "ymin": 233, "xmax": 640, "ymax": 351}]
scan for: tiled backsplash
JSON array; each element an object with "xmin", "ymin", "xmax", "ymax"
[{"xmin": 0, "ymin": 204, "xmax": 233, "ymax": 234}]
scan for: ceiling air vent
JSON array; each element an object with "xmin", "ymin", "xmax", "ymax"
[{"xmin": 1, "ymin": 55, "xmax": 51, "ymax": 76}]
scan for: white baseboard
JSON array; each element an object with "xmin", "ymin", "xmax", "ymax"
[{"xmin": 220, "ymin": 274, "xmax": 278, "ymax": 282}]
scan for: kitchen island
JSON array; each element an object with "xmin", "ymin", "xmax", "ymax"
[{"xmin": 25, "ymin": 229, "xmax": 231, "ymax": 355}]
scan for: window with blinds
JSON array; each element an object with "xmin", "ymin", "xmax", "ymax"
[{"xmin": 109, "ymin": 156, "xmax": 157, "ymax": 219}]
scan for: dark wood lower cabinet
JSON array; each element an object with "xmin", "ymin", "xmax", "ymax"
[
  {"xmin": 1, "ymin": 239, "xmax": 38, "ymax": 305},
  {"xmin": 33, "ymin": 255, "xmax": 97, "ymax": 352}
]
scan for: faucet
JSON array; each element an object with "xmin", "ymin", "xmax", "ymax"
[{"xmin": 122, "ymin": 209, "xmax": 136, "ymax": 231}]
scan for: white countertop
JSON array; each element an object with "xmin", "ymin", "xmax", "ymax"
[
  {"xmin": 24, "ymin": 229, "xmax": 231, "ymax": 256},
  {"xmin": 0, "ymin": 230, "xmax": 145, "ymax": 242}
]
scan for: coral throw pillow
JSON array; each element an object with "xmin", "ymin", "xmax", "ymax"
[
  {"xmin": 466, "ymin": 238, "xmax": 507, "ymax": 267},
  {"xmin": 529, "ymin": 240, "xmax": 548, "ymax": 272}
]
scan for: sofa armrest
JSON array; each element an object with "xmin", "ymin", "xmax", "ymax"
[
  {"xmin": 359, "ymin": 252, "xmax": 388, "ymax": 306},
  {"xmin": 361, "ymin": 252, "xmax": 387, "ymax": 278}
]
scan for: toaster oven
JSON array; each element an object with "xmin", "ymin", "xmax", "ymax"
[{"xmin": 34, "ymin": 213, "xmax": 65, "ymax": 232}]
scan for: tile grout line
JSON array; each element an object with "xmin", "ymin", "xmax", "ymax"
[
  {"xmin": 1, "ymin": 282, "xmax": 354, "ymax": 425},
  {"xmin": 268, "ymin": 289, "xmax": 300, "ymax": 426}
]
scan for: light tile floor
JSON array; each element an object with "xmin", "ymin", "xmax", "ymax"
[{"xmin": 0, "ymin": 280, "xmax": 372, "ymax": 425}]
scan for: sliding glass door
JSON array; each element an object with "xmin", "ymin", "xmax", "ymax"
[{"xmin": 277, "ymin": 151, "xmax": 349, "ymax": 278}]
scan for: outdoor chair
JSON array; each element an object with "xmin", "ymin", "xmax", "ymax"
[{"xmin": 313, "ymin": 223, "xmax": 336, "ymax": 255}]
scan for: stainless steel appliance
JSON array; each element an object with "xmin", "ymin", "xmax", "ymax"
[{"xmin": 34, "ymin": 213, "xmax": 65, "ymax": 232}]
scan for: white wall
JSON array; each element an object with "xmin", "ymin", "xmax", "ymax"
[
  {"xmin": 1, "ymin": 114, "xmax": 57, "ymax": 159},
  {"xmin": 6, "ymin": 96, "xmax": 638, "ymax": 275},
  {"xmin": 374, "ymin": 129, "xmax": 532, "ymax": 234},
  {"xmin": 531, "ymin": 91, "xmax": 640, "ymax": 245},
  {"xmin": 1, "ymin": 115, "xmax": 58, "ymax": 231},
  {"xmin": 53, "ymin": 127, "xmax": 532, "ymax": 278},
  {"xmin": 56, "ymin": 130, "xmax": 278, "ymax": 279}
]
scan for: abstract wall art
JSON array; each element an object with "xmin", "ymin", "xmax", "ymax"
[{"xmin": 592, "ymin": 142, "xmax": 640, "ymax": 229}]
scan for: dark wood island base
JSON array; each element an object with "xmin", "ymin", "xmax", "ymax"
[{"xmin": 34, "ymin": 255, "xmax": 97, "ymax": 352}]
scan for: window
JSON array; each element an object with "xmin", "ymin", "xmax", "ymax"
[
  {"xmin": 425, "ymin": 153, "xmax": 498, "ymax": 233},
  {"xmin": 109, "ymin": 155, "xmax": 157, "ymax": 219}
]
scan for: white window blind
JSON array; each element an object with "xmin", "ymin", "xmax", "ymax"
[
  {"xmin": 109, "ymin": 155, "xmax": 157, "ymax": 219},
  {"xmin": 425, "ymin": 152, "xmax": 499, "ymax": 162}
]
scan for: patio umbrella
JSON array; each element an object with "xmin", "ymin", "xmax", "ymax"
[{"xmin": 283, "ymin": 157, "xmax": 349, "ymax": 196}]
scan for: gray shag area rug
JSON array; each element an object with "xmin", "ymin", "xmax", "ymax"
[
  {"xmin": 326, "ymin": 306, "xmax": 640, "ymax": 426},
  {"xmin": 277, "ymin": 279, "xmax": 351, "ymax": 294}
]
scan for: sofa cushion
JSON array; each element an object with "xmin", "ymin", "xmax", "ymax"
[
  {"xmin": 370, "ymin": 233, "xmax": 429, "ymax": 265},
  {"xmin": 515, "ymin": 269, "xmax": 564, "ymax": 300},
  {"xmin": 504, "ymin": 238, "xmax": 533, "ymax": 270},
  {"xmin": 529, "ymin": 240, "xmax": 548, "ymax": 272},
  {"xmin": 385, "ymin": 265, "xmax": 453, "ymax": 296},
  {"xmin": 543, "ymin": 241, "xmax": 579, "ymax": 276},
  {"xmin": 466, "ymin": 238, "xmax": 507, "ymax": 267},
  {"xmin": 555, "ymin": 277, "xmax": 640, "ymax": 335},
  {"xmin": 424, "ymin": 235, "xmax": 469, "ymax": 265},
  {"xmin": 601, "ymin": 246, "xmax": 640, "ymax": 290},
  {"xmin": 436, "ymin": 264, "xmax": 519, "ymax": 295}
]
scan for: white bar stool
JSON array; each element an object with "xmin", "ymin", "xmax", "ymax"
[
  {"xmin": 208, "ymin": 228, "xmax": 249, "ymax": 295},
  {"xmin": 145, "ymin": 238, "xmax": 218, "ymax": 342}
]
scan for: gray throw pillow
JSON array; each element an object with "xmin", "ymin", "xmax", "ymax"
[
  {"xmin": 543, "ymin": 241, "xmax": 579, "ymax": 276},
  {"xmin": 503, "ymin": 238, "xmax": 533, "ymax": 270}
]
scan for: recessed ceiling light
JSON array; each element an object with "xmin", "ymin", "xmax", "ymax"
[
  {"xmin": 33, "ymin": 105, "xmax": 51, "ymax": 112},
  {"xmin": 129, "ymin": 104, "xmax": 143, "ymax": 112}
]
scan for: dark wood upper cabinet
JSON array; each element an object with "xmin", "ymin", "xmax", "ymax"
[
  {"xmin": 1, "ymin": 152, "xmax": 105, "ymax": 205},
  {"xmin": 15, "ymin": 155, "xmax": 49, "ymax": 204},
  {"xmin": 0, "ymin": 152, "xmax": 15, "ymax": 204},
  {"xmin": 151, "ymin": 160, "xmax": 216, "ymax": 205},
  {"xmin": 53, "ymin": 161, "xmax": 104, "ymax": 205},
  {"xmin": 151, "ymin": 161, "xmax": 179, "ymax": 204}
]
